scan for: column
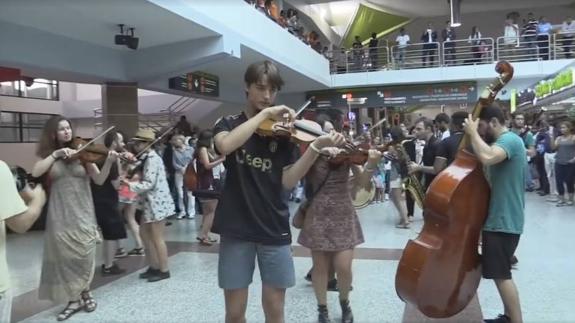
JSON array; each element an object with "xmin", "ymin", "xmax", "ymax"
[{"xmin": 101, "ymin": 82, "xmax": 139, "ymax": 138}]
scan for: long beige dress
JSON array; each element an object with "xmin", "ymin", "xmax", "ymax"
[{"xmin": 38, "ymin": 160, "xmax": 101, "ymax": 302}]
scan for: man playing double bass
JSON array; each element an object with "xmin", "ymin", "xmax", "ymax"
[{"xmin": 463, "ymin": 105, "xmax": 524, "ymax": 323}]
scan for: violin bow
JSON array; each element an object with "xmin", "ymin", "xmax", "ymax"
[
  {"xmin": 72, "ymin": 126, "xmax": 116, "ymax": 155},
  {"xmin": 294, "ymin": 96, "xmax": 315, "ymax": 118},
  {"xmin": 353, "ymin": 118, "xmax": 388, "ymax": 143},
  {"xmin": 135, "ymin": 125, "xmax": 177, "ymax": 159}
]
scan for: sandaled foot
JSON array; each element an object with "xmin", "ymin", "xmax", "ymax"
[
  {"xmin": 57, "ymin": 301, "xmax": 84, "ymax": 321},
  {"xmin": 197, "ymin": 237, "xmax": 213, "ymax": 246},
  {"xmin": 80, "ymin": 291, "xmax": 97, "ymax": 312}
]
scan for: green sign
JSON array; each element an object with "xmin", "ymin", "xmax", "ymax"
[{"xmin": 535, "ymin": 68, "xmax": 574, "ymax": 99}]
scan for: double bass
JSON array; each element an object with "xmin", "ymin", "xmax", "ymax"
[{"xmin": 395, "ymin": 61, "xmax": 514, "ymax": 318}]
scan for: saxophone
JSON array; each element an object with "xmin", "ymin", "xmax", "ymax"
[{"xmin": 396, "ymin": 140, "xmax": 426, "ymax": 209}]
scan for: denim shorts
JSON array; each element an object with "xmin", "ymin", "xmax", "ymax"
[{"xmin": 218, "ymin": 235, "xmax": 295, "ymax": 290}]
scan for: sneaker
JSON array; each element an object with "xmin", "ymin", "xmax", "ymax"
[
  {"xmin": 139, "ymin": 267, "xmax": 159, "ymax": 279},
  {"xmin": 484, "ymin": 314, "xmax": 510, "ymax": 323},
  {"xmin": 101, "ymin": 263, "xmax": 126, "ymax": 276},
  {"xmin": 187, "ymin": 213, "xmax": 196, "ymax": 219},
  {"xmin": 148, "ymin": 270, "xmax": 170, "ymax": 282},
  {"xmin": 547, "ymin": 196, "xmax": 559, "ymax": 202},
  {"xmin": 176, "ymin": 213, "xmax": 186, "ymax": 219},
  {"xmin": 114, "ymin": 248, "xmax": 128, "ymax": 258},
  {"xmin": 127, "ymin": 248, "xmax": 145, "ymax": 256}
]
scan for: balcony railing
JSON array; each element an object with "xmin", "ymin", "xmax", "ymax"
[{"xmin": 329, "ymin": 32, "xmax": 574, "ymax": 74}]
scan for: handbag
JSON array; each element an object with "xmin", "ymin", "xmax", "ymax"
[{"xmin": 292, "ymin": 170, "xmax": 331, "ymax": 229}]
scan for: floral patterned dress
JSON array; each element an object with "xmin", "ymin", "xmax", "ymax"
[
  {"xmin": 297, "ymin": 157, "xmax": 364, "ymax": 251},
  {"xmin": 131, "ymin": 150, "xmax": 175, "ymax": 223}
]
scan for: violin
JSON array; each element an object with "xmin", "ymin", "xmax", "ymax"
[
  {"xmin": 61, "ymin": 126, "xmax": 116, "ymax": 164},
  {"xmin": 68, "ymin": 137, "xmax": 109, "ymax": 164},
  {"xmin": 256, "ymin": 98, "xmax": 329, "ymax": 144}
]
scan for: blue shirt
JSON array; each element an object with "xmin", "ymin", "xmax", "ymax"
[
  {"xmin": 172, "ymin": 146, "xmax": 194, "ymax": 173},
  {"xmin": 484, "ymin": 132, "xmax": 525, "ymax": 234},
  {"xmin": 538, "ymin": 22, "xmax": 552, "ymax": 35}
]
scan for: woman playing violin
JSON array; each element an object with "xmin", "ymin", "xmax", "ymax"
[
  {"xmin": 297, "ymin": 114, "xmax": 382, "ymax": 323},
  {"xmin": 31, "ymin": 115, "xmax": 118, "ymax": 321}
]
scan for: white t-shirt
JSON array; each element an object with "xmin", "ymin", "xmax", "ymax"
[
  {"xmin": 504, "ymin": 24, "xmax": 519, "ymax": 45},
  {"xmin": 396, "ymin": 35, "xmax": 410, "ymax": 48},
  {"xmin": 0, "ymin": 161, "xmax": 27, "ymax": 293}
]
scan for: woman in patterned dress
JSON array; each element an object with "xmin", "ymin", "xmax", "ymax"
[
  {"xmin": 32, "ymin": 115, "xmax": 118, "ymax": 321},
  {"xmin": 298, "ymin": 115, "xmax": 382, "ymax": 323},
  {"xmin": 123, "ymin": 129, "xmax": 175, "ymax": 282}
]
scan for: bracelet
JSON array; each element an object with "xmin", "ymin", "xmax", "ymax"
[
  {"xmin": 309, "ymin": 143, "xmax": 321, "ymax": 154},
  {"xmin": 50, "ymin": 152, "xmax": 57, "ymax": 159}
]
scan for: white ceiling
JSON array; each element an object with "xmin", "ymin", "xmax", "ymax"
[
  {"xmin": 290, "ymin": 0, "xmax": 574, "ymax": 18},
  {"xmin": 0, "ymin": 0, "xmax": 218, "ymax": 49}
]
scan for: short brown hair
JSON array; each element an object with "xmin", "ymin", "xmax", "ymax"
[
  {"xmin": 36, "ymin": 115, "xmax": 73, "ymax": 158},
  {"xmin": 244, "ymin": 60, "xmax": 284, "ymax": 91}
]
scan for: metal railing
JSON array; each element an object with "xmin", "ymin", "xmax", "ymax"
[
  {"xmin": 440, "ymin": 38, "xmax": 495, "ymax": 67},
  {"xmin": 329, "ymin": 41, "xmax": 391, "ymax": 74},
  {"xmin": 553, "ymin": 31, "xmax": 575, "ymax": 60},
  {"xmin": 328, "ymin": 32, "xmax": 575, "ymax": 75},
  {"xmin": 93, "ymin": 95, "xmax": 196, "ymax": 132},
  {"xmin": 390, "ymin": 41, "xmax": 441, "ymax": 69},
  {"xmin": 495, "ymin": 35, "xmax": 547, "ymax": 62}
]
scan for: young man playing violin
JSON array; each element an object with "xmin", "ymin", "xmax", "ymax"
[
  {"xmin": 463, "ymin": 106, "xmax": 524, "ymax": 323},
  {"xmin": 212, "ymin": 60, "xmax": 345, "ymax": 323}
]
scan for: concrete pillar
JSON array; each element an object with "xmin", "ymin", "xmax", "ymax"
[{"xmin": 101, "ymin": 82, "xmax": 139, "ymax": 138}]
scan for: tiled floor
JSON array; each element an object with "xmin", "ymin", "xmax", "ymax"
[{"xmin": 6, "ymin": 191, "xmax": 575, "ymax": 322}]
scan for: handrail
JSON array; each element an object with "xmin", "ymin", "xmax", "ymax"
[
  {"xmin": 329, "ymin": 45, "xmax": 391, "ymax": 73},
  {"xmin": 390, "ymin": 41, "xmax": 441, "ymax": 69},
  {"xmin": 496, "ymin": 35, "xmax": 548, "ymax": 62},
  {"xmin": 439, "ymin": 37, "xmax": 495, "ymax": 66},
  {"xmin": 552, "ymin": 31, "xmax": 575, "ymax": 60}
]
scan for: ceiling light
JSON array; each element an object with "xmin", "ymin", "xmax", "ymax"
[{"xmin": 449, "ymin": 0, "xmax": 462, "ymax": 27}]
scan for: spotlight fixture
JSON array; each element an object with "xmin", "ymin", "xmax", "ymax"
[
  {"xmin": 114, "ymin": 24, "xmax": 139, "ymax": 50},
  {"xmin": 126, "ymin": 28, "xmax": 139, "ymax": 50},
  {"xmin": 449, "ymin": 0, "xmax": 462, "ymax": 27}
]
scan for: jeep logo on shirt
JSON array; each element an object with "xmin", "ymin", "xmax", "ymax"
[{"xmin": 235, "ymin": 149, "xmax": 273, "ymax": 173}]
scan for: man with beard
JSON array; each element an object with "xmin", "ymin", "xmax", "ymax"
[
  {"xmin": 511, "ymin": 113, "xmax": 536, "ymax": 192},
  {"xmin": 463, "ymin": 106, "xmax": 524, "ymax": 323},
  {"xmin": 435, "ymin": 112, "xmax": 451, "ymax": 140},
  {"xmin": 407, "ymin": 117, "xmax": 439, "ymax": 191}
]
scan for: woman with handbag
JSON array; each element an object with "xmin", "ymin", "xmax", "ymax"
[{"xmin": 296, "ymin": 114, "xmax": 382, "ymax": 323}]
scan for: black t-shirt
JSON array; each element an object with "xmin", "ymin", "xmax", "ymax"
[
  {"xmin": 212, "ymin": 113, "xmax": 299, "ymax": 245},
  {"xmin": 91, "ymin": 163, "xmax": 119, "ymax": 213},
  {"xmin": 422, "ymin": 135, "xmax": 438, "ymax": 186},
  {"xmin": 436, "ymin": 131, "xmax": 464, "ymax": 166}
]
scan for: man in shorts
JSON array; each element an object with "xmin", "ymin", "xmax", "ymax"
[
  {"xmin": 212, "ymin": 60, "xmax": 345, "ymax": 323},
  {"xmin": 463, "ymin": 106, "xmax": 524, "ymax": 323}
]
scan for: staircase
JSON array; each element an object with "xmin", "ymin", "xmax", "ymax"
[{"xmin": 94, "ymin": 96, "xmax": 198, "ymax": 132}]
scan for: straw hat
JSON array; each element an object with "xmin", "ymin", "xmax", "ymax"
[{"xmin": 132, "ymin": 129, "xmax": 155, "ymax": 142}]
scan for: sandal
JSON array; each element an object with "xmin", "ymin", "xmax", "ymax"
[
  {"xmin": 196, "ymin": 237, "xmax": 213, "ymax": 246},
  {"xmin": 81, "ymin": 290, "xmax": 97, "ymax": 312},
  {"xmin": 57, "ymin": 301, "xmax": 84, "ymax": 321}
]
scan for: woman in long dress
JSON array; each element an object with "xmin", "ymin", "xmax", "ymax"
[{"xmin": 32, "ymin": 116, "xmax": 117, "ymax": 321}]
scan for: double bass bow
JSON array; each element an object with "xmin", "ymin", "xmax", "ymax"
[{"xmin": 395, "ymin": 61, "xmax": 514, "ymax": 318}]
